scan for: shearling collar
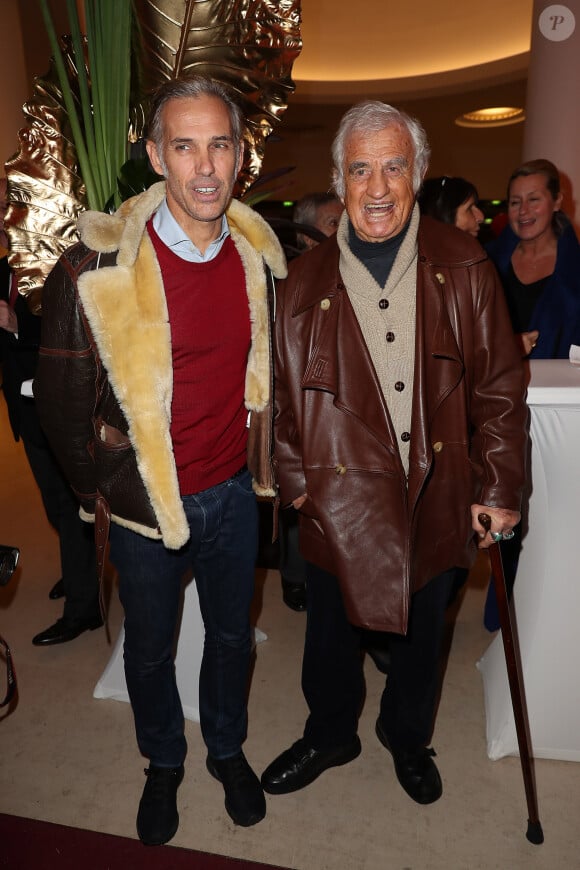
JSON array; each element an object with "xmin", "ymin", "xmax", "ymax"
[{"xmin": 78, "ymin": 180, "xmax": 287, "ymax": 279}]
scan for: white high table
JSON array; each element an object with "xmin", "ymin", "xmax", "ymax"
[{"xmin": 478, "ymin": 359, "xmax": 580, "ymax": 762}]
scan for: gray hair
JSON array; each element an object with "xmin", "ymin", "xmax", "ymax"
[
  {"xmin": 293, "ymin": 191, "xmax": 340, "ymax": 227},
  {"xmin": 331, "ymin": 101, "xmax": 430, "ymax": 198},
  {"xmin": 146, "ymin": 75, "xmax": 245, "ymax": 153}
]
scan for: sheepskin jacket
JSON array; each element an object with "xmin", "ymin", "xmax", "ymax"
[{"xmin": 34, "ymin": 182, "xmax": 287, "ymax": 549}]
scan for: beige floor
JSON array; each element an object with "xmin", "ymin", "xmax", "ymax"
[{"xmin": 0, "ymin": 394, "xmax": 578, "ymax": 870}]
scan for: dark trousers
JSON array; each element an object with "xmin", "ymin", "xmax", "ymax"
[
  {"xmin": 302, "ymin": 562, "xmax": 457, "ymax": 752},
  {"xmin": 19, "ymin": 397, "xmax": 98, "ymax": 621},
  {"xmin": 279, "ymin": 508, "xmax": 307, "ymax": 587},
  {"xmin": 109, "ymin": 468, "xmax": 258, "ymax": 767}
]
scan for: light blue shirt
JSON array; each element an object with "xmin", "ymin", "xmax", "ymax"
[{"xmin": 152, "ymin": 198, "xmax": 230, "ymax": 263}]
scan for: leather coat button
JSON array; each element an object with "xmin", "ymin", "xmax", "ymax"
[
  {"xmin": 335, "ymin": 464, "xmax": 347, "ymax": 475},
  {"xmin": 435, "ymin": 273, "xmax": 445, "ymax": 284},
  {"xmin": 320, "ymin": 298, "xmax": 331, "ymax": 310},
  {"xmin": 433, "ymin": 441, "xmax": 443, "ymax": 453}
]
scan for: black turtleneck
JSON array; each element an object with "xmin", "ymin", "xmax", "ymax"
[{"xmin": 348, "ymin": 217, "xmax": 411, "ymax": 287}]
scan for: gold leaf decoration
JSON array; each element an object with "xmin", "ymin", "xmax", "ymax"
[
  {"xmin": 134, "ymin": 0, "xmax": 302, "ymax": 193},
  {"xmin": 5, "ymin": 49, "xmax": 87, "ymax": 313}
]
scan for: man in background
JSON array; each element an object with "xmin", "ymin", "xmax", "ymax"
[
  {"xmin": 293, "ymin": 191, "xmax": 344, "ymax": 253},
  {"xmin": 0, "ymin": 177, "xmax": 99, "ymax": 645}
]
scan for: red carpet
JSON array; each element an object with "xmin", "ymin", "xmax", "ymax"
[{"xmin": 0, "ymin": 814, "xmax": 291, "ymax": 870}]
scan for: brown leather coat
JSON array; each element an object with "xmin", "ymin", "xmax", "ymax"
[{"xmin": 274, "ymin": 216, "xmax": 528, "ymax": 633}]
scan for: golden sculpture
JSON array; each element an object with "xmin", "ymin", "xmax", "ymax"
[
  {"xmin": 135, "ymin": 0, "xmax": 302, "ymax": 194},
  {"xmin": 5, "ymin": 53, "xmax": 86, "ymax": 314},
  {"xmin": 5, "ymin": 0, "xmax": 302, "ymax": 310}
]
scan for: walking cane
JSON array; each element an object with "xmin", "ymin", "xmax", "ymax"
[{"xmin": 478, "ymin": 513, "xmax": 544, "ymax": 845}]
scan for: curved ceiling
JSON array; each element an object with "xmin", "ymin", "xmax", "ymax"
[{"xmin": 292, "ymin": 0, "xmax": 533, "ymax": 101}]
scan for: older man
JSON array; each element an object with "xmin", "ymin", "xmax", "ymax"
[{"xmin": 261, "ymin": 101, "xmax": 528, "ymax": 805}]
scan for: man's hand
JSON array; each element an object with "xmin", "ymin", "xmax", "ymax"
[
  {"xmin": 471, "ymin": 504, "xmax": 520, "ymax": 549},
  {"xmin": 0, "ymin": 300, "xmax": 17, "ymax": 334},
  {"xmin": 520, "ymin": 330, "xmax": 539, "ymax": 357}
]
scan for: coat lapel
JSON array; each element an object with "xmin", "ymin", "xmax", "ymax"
[
  {"xmin": 407, "ymin": 264, "xmax": 464, "ymax": 513},
  {"xmin": 78, "ymin": 234, "xmax": 189, "ymax": 549},
  {"xmin": 301, "ymin": 286, "xmax": 398, "ymax": 453},
  {"xmin": 295, "ymin": 237, "xmax": 468, "ymax": 509}
]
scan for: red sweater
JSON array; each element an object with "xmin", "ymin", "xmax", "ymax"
[{"xmin": 148, "ymin": 223, "xmax": 251, "ymax": 495}]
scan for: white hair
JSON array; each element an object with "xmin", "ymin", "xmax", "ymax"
[{"xmin": 331, "ymin": 101, "xmax": 430, "ymax": 198}]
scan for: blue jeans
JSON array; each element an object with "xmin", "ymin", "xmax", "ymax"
[{"xmin": 109, "ymin": 468, "xmax": 258, "ymax": 766}]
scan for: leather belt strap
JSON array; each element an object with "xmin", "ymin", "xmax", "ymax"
[{"xmin": 94, "ymin": 496, "xmax": 111, "ymax": 626}]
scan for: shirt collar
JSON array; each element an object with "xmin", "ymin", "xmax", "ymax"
[{"xmin": 152, "ymin": 198, "xmax": 230, "ymax": 263}]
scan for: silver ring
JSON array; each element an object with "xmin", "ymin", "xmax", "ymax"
[{"xmin": 491, "ymin": 529, "xmax": 514, "ymax": 542}]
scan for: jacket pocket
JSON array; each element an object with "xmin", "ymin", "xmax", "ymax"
[
  {"xmin": 96, "ymin": 418, "xmax": 131, "ymax": 447},
  {"xmin": 93, "ymin": 418, "xmax": 158, "ymax": 529}
]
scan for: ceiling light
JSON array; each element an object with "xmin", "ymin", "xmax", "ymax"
[{"xmin": 455, "ymin": 107, "xmax": 525, "ymax": 128}]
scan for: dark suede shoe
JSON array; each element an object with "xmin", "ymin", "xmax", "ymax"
[
  {"xmin": 206, "ymin": 752, "xmax": 266, "ymax": 826},
  {"xmin": 32, "ymin": 614, "xmax": 103, "ymax": 646},
  {"xmin": 375, "ymin": 718, "xmax": 442, "ymax": 804},
  {"xmin": 136, "ymin": 764, "xmax": 184, "ymax": 846},
  {"xmin": 281, "ymin": 581, "xmax": 307, "ymax": 612},
  {"xmin": 48, "ymin": 579, "xmax": 65, "ymax": 600},
  {"xmin": 261, "ymin": 736, "xmax": 361, "ymax": 795}
]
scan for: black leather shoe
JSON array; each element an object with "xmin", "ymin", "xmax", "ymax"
[
  {"xmin": 137, "ymin": 764, "xmax": 184, "ymax": 846},
  {"xmin": 281, "ymin": 581, "xmax": 307, "ymax": 612},
  {"xmin": 206, "ymin": 751, "xmax": 266, "ymax": 826},
  {"xmin": 48, "ymin": 579, "xmax": 65, "ymax": 600},
  {"xmin": 375, "ymin": 718, "xmax": 442, "ymax": 804},
  {"xmin": 32, "ymin": 614, "xmax": 103, "ymax": 646},
  {"xmin": 261, "ymin": 736, "xmax": 361, "ymax": 794}
]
